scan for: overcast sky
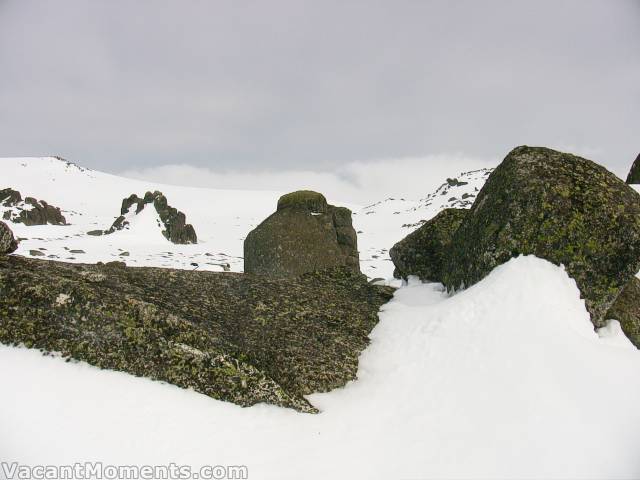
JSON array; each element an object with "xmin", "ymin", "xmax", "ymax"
[{"xmin": 0, "ymin": 0, "xmax": 638, "ymax": 186}]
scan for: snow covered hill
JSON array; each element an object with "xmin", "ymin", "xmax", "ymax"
[
  {"xmin": 0, "ymin": 157, "xmax": 490, "ymax": 279},
  {"xmin": 2, "ymin": 157, "xmax": 640, "ymax": 479}
]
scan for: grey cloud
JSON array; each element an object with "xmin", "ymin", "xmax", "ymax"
[{"xmin": 0, "ymin": 0, "xmax": 638, "ymax": 177}]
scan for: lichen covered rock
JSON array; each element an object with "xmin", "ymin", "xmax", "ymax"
[
  {"xmin": 625, "ymin": 153, "xmax": 640, "ymax": 184},
  {"xmin": 442, "ymin": 146, "xmax": 640, "ymax": 327},
  {"xmin": 0, "ymin": 256, "xmax": 393, "ymax": 412},
  {"xmin": 390, "ymin": 208, "xmax": 467, "ymax": 282},
  {"xmin": 605, "ymin": 276, "xmax": 640, "ymax": 348},
  {"xmin": 244, "ymin": 190, "xmax": 360, "ymax": 277},
  {"xmin": 0, "ymin": 221, "xmax": 18, "ymax": 254}
]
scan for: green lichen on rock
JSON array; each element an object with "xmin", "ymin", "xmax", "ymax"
[
  {"xmin": 0, "ymin": 255, "xmax": 393, "ymax": 412},
  {"xmin": 625, "ymin": 153, "xmax": 640, "ymax": 184},
  {"xmin": 605, "ymin": 276, "xmax": 640, "ymax": 348},
  {"xmin": 277, "ymin": 190, "xmax": 328, "ymax": 213},
  {"xmin": 244, "ymin": 190, "xmax": 360, "ymax": 278},
  {"xmin": 442, "ymin": 146, "xmax": 640, "ymax": 327},
  {"xmin": 390, "ymin": 208, "xmax": 467, "ymax": 282}
]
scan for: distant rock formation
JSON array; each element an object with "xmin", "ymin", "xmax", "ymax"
[
  {"xmin": 89, "ymin": 191, "xmax": 197, "ymax": 244},
  {"xmin": 625, "ymin": 153, "xmax": 640, "ymax": 184},
  {"xmin": 390, "ymin": 208, "xmax": 467, "ymax": 282},
  {"xmin": 244, "ymin": 190, "xmax": 360, "ymax": 278},
  {"xmin": 441, "ymin": 146, "xmax": 640, "ymax": 327},
  {"xmin": 0, "ymin": 188, "xmax": 67, "ymax": 226},
  {"xmin": 0, "ymin": 221, "xmax": 18, "ymax": 254}
]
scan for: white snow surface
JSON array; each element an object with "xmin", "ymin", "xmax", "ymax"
[
  {"xmin": 2, "ymin": 158, "xmax": 640, "ymax": 477},
  {"xmin": 2, "ymin": 257, "xmax": 640, "ymax": 478}
]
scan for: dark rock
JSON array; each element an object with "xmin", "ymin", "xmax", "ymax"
[
  {"xmin": 390, "ymin": 208, "xmax": 467, "ymax": 282},
  {"xmin": 87, "ymin": 230, "xmax": 104, "ymax": 236},
  {"xmin": 244, "ymin": 190, "xmax": 360, "ymax": 278},
  {"xmin": 0, "ymin": 256, "xmax": 393, "ymax": 412},
  {"xmin": 0, "ymin": 188, "xmax": 22, "ymax": 206},
  {"xmin": 101, "ymin": 191, "xmax": 197, "ymax": 244},
  {"xmin": 0, "ymin": 221, "xmax": 18, "ymax": 255},
  {"xmin": 0, "ymin": 188, "xmax": 67, "ymax": 226},
  {"xmin": 442, "ymin": 146, "xmax": 640, "ymax": 327},
  {"xmin": 605, "ymin": 276, "xmax": 640, "ymax": 348},
  {"xmin": 29, "ymin": 250, "xmax": 45, "ymax": 256},
  {"xmin": 625, "ymin": 153, "xmax": 640, "ymax": 184}
]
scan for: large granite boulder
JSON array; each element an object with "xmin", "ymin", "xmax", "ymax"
[
  {"xmin": 390, "ymin": 208, "xmax": 467, "ymax": 282},
  {"xmin": 0, "ymin": 255, "xmax": 393, "ymax": 412},
  {"xmin": 0, "ymin": 221, "xmax": 18, "ymax": 255},
  {"xmin": 244, "ymin": 190, "xmax": 360, "ymax": 277},
  {"xmin": 442, "ymin": 146, "xmax": 640, "ymax": 327},
  {"xmin": 605, "ymin": 276, "xmax": 640, "ymax": 349},
  {"xmin": 625, "ymin": 153, "xmax": 640, "ymax": 184}
]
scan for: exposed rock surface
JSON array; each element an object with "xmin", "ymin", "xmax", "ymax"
[
  {"xmin": 605, "ymin": 276, "xmax": 640, "ymax": 348},
  {"xmin": 390, "ymin": 208, "xmax": 467, "ymax": 282},
  {"xmin": 442, "ymin": 146, "xmax": 640, "ymax": 327},
  {"xmin": 625, "ymin": 153, "xmax": 640, "ymax": 184},
  {"xmin": 91, "ymin": 191, "xmax": 197, "ymax": 244},
  {"xmin": 244, "ymin": 190, "xmax": 360, "ymax": 277},
  {"xmin": 0, "ymin": 221, "xmax": 18, "ymax": 254},
  {"xmin": 0, "ymin": 256, "xmax": 393, "ymax": 412},
  {"xmin": 0, "ymin": 188, "xmax": 67, "ymax": 226}
]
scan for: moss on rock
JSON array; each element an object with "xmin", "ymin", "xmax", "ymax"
[
  {"xmin": 0, "ymin": 256, "xmax": 393, "ymax": 412},
  {"xmin": 442, "ymin": 146, "xmax": 640, "ymax": 327},
  {"xmin": 244, "ymin": 191, "xmax": 360, "ymax": 278},
  {"xmin": 390, "ymin": 208, "xmax": 467, "ymax": 282},
  {"xmin": 605, "ymin": 276, "xmax": 640, "ymax": 348}
]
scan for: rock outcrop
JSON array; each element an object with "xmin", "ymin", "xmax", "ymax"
[
  {"xmin": 390, "ymin": 208, "xmax": 467, "ymax": 282},
  {"xmin": 605, "ymin": 276, "xmax": 640, "ymax": 349},
  {"xmin": 90, "ymin": 191, "xmax": 197, "ymax": 244},
  {"xmin": 244, "ymin": 190, "xmax": 360, "ymax": 277},
  {"xmin": 0, "ymin": 188, "xmax": 67, "ymax": 226},
  {"xmin": 0, "ymin": 221, "xmax": 18, "ymax": 254},
  {"xmin": 442, "ymin": 146, "xmax": 640, "ymax": 327},
  {"xmin": 625, "ymin": 153, "xmax": 640, "ymax": 184},
  {"xmin": 0, "ymin": 256, "xmax": 393, "ymax": 412}
]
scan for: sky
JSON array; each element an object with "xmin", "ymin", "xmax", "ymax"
[{"xmin": 0, "ymin": 0, "xmax": 638, "ymax": 202}]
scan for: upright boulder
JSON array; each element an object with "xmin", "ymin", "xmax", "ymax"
[
  {"xmin": 625, "ymin": 153, "xmax": 640, "ymax": 184},
  {"xmin": 442, "ymin": 146, "xmax": 640, "ymax": 327},
  {"xmin": 244, "ymin": 190, "xmax": 360, "ymax": 277},
  {"xmin": 0, "ymin": 221, "xmax": 18, "ymax": 255},
  {"xmin": 390, "ymin": 208, "xmax": 467, "ymax": 282}
]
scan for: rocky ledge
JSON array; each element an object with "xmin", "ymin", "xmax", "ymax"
[{"xmin": 0, "ymin": 255, "xmax": 393, "ymax": 412}]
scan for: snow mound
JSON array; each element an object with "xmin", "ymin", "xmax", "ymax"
[{"xmin": 2, "ymin": 256, "xmax": 639, "ymax": 478}]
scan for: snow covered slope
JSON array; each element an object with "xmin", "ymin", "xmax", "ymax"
[
  {"xmin": 0, "ymin": 157, "xmax": 490, "ymax": 278},
  {"xmin": 2, "ymin": 257, "xmax": 639, "ymax": 479}
]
